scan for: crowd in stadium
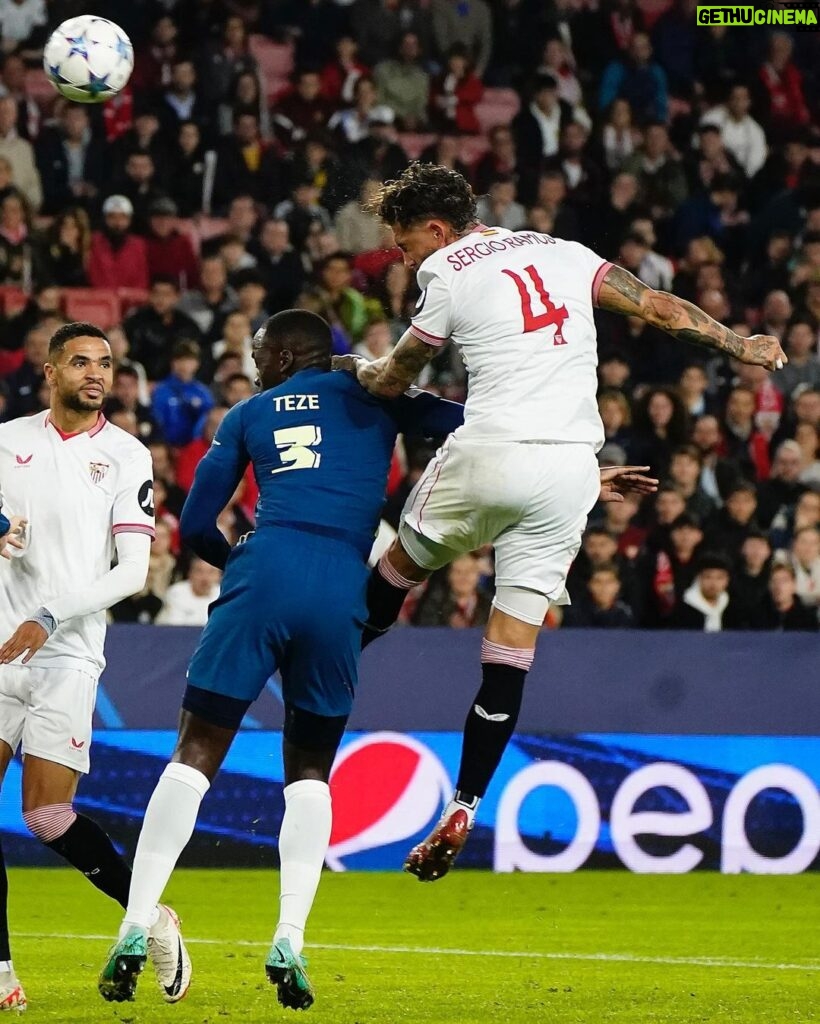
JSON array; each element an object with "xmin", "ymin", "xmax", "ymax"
[{"xmin": 0, "ymin": 0, "xmax": 817, "ymax": 630}]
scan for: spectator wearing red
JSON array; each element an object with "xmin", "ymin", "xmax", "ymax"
[
  {"xmin": 430, "ymin": 44, "xmax": 484, "ymax": 136},
  {"xmin": 88, "ymin": 194, "xmax": 149, "ymax": 291},
  {"xmin": 321, "ymin": 35, "xmax": 369, "ymax": 106},
  {"xmin": 759, "ymin": 32, "xmax": 810, "ymax": 138},
  {"xmin": 277, "ymin": 70, "xmax": 336, "ymax": 145},
  {"xmin": 131, "ymin": 14, "xmax": 179, "ymax": 95},
  {"xmin": 145, "ymin": 197, "xmax": 199, "ymax": 291}
]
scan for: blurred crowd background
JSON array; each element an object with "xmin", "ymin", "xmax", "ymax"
[{"xmin": 0, "ymin": 0, "xmax": 817, "ymax": 631}]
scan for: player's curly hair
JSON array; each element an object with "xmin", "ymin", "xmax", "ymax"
[{"xmin": 369, "ymin": 162, "xmax": 478, "ymax": 232}]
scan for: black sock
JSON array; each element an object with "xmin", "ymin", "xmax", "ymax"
[
  {"xmin": 0, "ymin": 839, "xmax": 10, "ymax": 962},
  {"xmin": 361, "ymin": 564, "xmax": 413, "ymax": 650},
  {"xmin": 456, "ymin": 663, "xmax": 527, "ymax": 799},
  {"xmin": 46, "ymin": 814, "xmax": 131, "ymax": 909}
]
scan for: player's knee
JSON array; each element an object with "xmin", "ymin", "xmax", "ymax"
[
  {"xmin": 22, "ymin": 802, "xmax": 77, "ymax": 844},
  {"xmin": 491, "ymin": 586, "xmax": 549, "ymax": 630},
  {"xmin": 283, "ymin": 704, "xmax": 347, "ymax": 754}
]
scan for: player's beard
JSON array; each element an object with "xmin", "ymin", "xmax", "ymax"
[{"xmin": 62, "ymin": 388, "xmax": 105, "ymax": 413}]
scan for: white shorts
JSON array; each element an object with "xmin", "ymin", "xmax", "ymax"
[
  {"xmin": 0, "ymin": 664, "xmax": 98, "ymax": 774},
  {"xmin": 400, "ymin": 438, "xmax": 601, "ymax": 603}
]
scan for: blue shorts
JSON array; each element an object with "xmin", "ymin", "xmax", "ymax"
[{"xmin": 186, "ymin": 526, "xmax": 368, "ymax": 719}]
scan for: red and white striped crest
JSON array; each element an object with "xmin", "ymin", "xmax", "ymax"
[{"xmin": 89, "ymin": 461, "xmax": 110, "ymax": 484}]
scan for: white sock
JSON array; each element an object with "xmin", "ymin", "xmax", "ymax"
[
  {"xmin": 0, "ymin": 960, "xmax": 12, "ymax": 974},
  {"xmin": 443, "ymin": 790, "xmax": 480, "ymax": 827},
  {"xmin": 273, "ymin": 779, "xmax": 332, "ymax": 958},
  {"xmin": 119, "ymin": 763, "xmax": 210, "ymax": 939}
]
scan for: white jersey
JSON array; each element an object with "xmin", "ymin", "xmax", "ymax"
[
  {"xmin": 0, "ymin": 412, "xmax": 155, "ymax": 674},
  {"xmin": 409, "ymin": 226, "xmax": 611, "ymax": 447}
]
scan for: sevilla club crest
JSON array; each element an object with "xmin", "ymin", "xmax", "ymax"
[{"xmin": 89, "ymin": 461, "xmax": 110, "ymax": 484}]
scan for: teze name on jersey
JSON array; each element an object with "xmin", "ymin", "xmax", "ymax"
[
  {"xmin": 272, "ymin": 394, "xmax": 320, "ymax": 412},
  {"xmin": 446, "ymin": 231, "xmax": 556, "ymax": 272}
]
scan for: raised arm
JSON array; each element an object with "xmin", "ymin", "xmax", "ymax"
[{"xmin": 596, "ymin": 265, "xmax": 787, "ymax": 371}]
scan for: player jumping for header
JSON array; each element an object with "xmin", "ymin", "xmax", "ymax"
[
  {"xmin": 337, "ymin": 162, "xmax": 787, "ymax": 882},
  {"xmin": 0, "ymin": 322, "xmax": 191, "ymax": 1010}
]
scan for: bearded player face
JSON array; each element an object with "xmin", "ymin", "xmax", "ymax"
[{"xmin": 46, "ymin": 336, "xmax": 114, "ymax": 412}]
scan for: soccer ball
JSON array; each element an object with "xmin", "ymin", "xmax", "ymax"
[{"xmin": 43, "ymin": 16, "xmax": 134, "ymax": 104}]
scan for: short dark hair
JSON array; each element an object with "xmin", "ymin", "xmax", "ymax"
[
  {"xmin": 369, "ymin": 161, "xmax": 478, "ymax": 232},
  {"xmin": 671, "ymin": 444, "xmax": 703, "ymax": 466},
  {"xmin": 114, "ymin": 364, "xmax": 139, "ymax": 380},
  {"xmin": 262, "ymin": 309, "xmax": 332, "ymax": 357},
  {"xmin": 48, "ymin": 321, "xmax": 108, "ymax": 357},
  {"xmin": 151, "ymin": 273, "xmax": 179, "ymax": 290},
  {"xmin": 590, "ymin": 562, "xmax": 620, "ymax": 579},
  {"xmin": 224, "ymin": 372, "xmax": 252, "ymax": 387},
  {"xmin": 696, "ymin": 551, "xmax": 732, "ymax": 574}
]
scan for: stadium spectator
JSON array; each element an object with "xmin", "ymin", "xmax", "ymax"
[
  {"xmin": 329, "ymin": 76, "xmax": 394, "ymax": 146},
  {"xmin": 758, "ymin": 32, "xmax": 810, "ymax": 138},
  {"xmin": 624, "ymin": 122, "xmax": 687, "ymax": 232},
  {"xmin": 155, "ymin": 556, "xmax": 221, "ymax": 626},
  {"xmin": 531, "ymin": 169, "xmax": 583, "ymax": 242},
  {"xmin": 151, "ymin": 340, "xmax": 215, "ymax": 448},
  {"xmin": 668, "ymin": 445, "xmax": 716, "ymax": 525},
  {"xmin": 250, "ymin": 218, "xmax": 304, "ymax": 313},
  {"xmin": 234, "ymin": 270, "xmax": 269, "ymax": 333},
  {"xmin": 413, "ymin": 553, "xmax": 492, "ymax": 628},
  {"xmin": 756, "ymin": 440, "xmax": 809, "ymax": 528},
  {"xmin": 276, "ymin": 0, "xmax": 349, "ymax": 67},
  {"xmin": 2, "ymin": 323, "xmax": 48, "ymax": 420},
  {"xmin": 274, "ymin": 177, "xmax": 333, "ymax": 250},
  {"xmin": 2, "ymin": 283, "xmax": 60, "ymax": 351},
  {"xmin": 110, "ymin": 107, "xmax": 167, "ymax": 180},
  {"xmin": 475, "ymin": 175, "xmax": 526, "ymax": 232},
  {"xmin": 374, "ymin": 32, "xmax": 429, "ymax": 132},
  {"xmin": 115, "ymin": 149, "xmax": 167, "ymax": 234},
  {"xmin": 277, "ymin": 70, "xmax": 335, "ymax": 147},
  {"xmin": 678, "ymin": 364, "xmax": 714, "ymax": 419},
  {"xmin": 40, "ymin": 207, "xmax": 90, "ymax": 287},
  {"xmin": 474, "ymin": 124, "xmax": 519, "ymax": 196},
  {"xmin": 631, "ymin": 386, "xmax": 689, "ymax": 479},
  {"xmin": 145, "ymin": 198, "xmax": 200, "ymax": 291},
  {"xmin": 776, "ymin": 318, "xmax": 820, "ymax": 400},
  {"xmin": 512, "ymin": 74, "xmax": 574, "ymax": 204},
  {"xmin": 0, "ymin": 53, "xmax": 40, "ymax": 141},
  {"xmin": 88, "ymin": 195, "xmax": 148, "ymax": 290},
  {"xmin": 786, "ymin": 526, "xmax": 820, "ymax": 608},
  {"xmin": 334, "ymin": 178, "xmax": 384, "ymax": 253},
  {"xmin": 706, "ymin": 481, "xmax": 760, "ymax": 564},
  {"xmin": 178, "ymin": 255, "xmax": 238, "ymax": 342},
  {"xmin": 131, "ymin": 14, "xmax": 179, "ymax": 95},
  {"xmin": 537, "ymin": 37, "xmax": 583, "ymax": 109},
  {"xmin": 159, "ymin": 59, "xmax": 212, "ymax": 144},
  {"xmin": 563, "ymin": 563, "xmax": 635, "ymax": 628},
  {"xmin": 430, "ymin": 43, "xmax": 484, "ymax": 136},
  {"xmin": 600, "ymin": 98, "xmax": 639, "ymax": 173},
  {"xmin": 109, "ymin": 521, "xmax": 176, "ymax": 624},
  {"xmin": 347, "ymin": 107, "xmax": 408, "ymax": 190},
  {"xmin": 701, "ymin": 83, "xmax": 768, "ymax": 179},
  {"xmin": 670, "ymin": 553, "xmax": 743, "ymax": 631},
  {"xmin": 0, "ymin": 190, "xmax": 39, "ymax": 287},
  {"xmin": 722, "ymin": 385, "xmax": 771, "ymax": 483},
  {"xmin": 544, "ymin": 120, "xmax": 604, "ymax": 214},
  {"xmin": 0, "ymin": 94, "xmax": 40, "ymax": 212},
  {"xmin": 218, "ymin": 71, "xmax": 272, "ymax": 144},
  {"xmin": 221, "ymin": 372, "xmax": 254, "ymax": 407},
  {"xmin": 36, "ymin": 104, "xmax": 104, "ymax": 215},
  {"xmin": 752, "ymin": 562, "xmax": 818, "ymax": 630},
  {"xmin": 686, "ymin": 126, "xmax": 745, "ymax": 195},
  {"xmin": 105, "ymin": 365, "xmax": 159, "ymax": 443},
  {"xmin": 598, "ymin": 32, "xmax": 668, "ymax": 124},
  {"xmin": 125, "ymin": 276, "xmax": 203, "ymax": 381},
  {"xmin": 198, "ymin": 14, "xmax": 259, "ymax": 108},
  {"xmin": 731, "ymin": 531, "xmax": 772, "ymax": 622},
  {"xmin": 321, "ymin": 35, "xmax": 369, "ymax": 106},
  {"xmin": 353, "ymin": 318, "xmax": 394, "ymax": 362},
  {"xmin": 169, "ymin": 121, "xmax": 210, "ymax": 217},
  {"xmin": 431, "ymin": 0, "xmax": 493, "ymax": 78},
  {"xmin": 175, "ymin": 406, "xmax": 228, "ymax": 493},
  {"xmin": 350, "ymin": 0, "xmax": 433, "ymax": 66}
]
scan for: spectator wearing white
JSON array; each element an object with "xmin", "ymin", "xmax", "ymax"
[
  {"xmin": 156, "ymin": 558, "xmax": 221, "ymax": 626},
  {"xmin": 211, "ymin": 310, "xmax": 255, "ymax": 380},
  {"xmin": 673, "ymin": 553, "xmax": 743, "ymax": 631},
  {"xmin": 475, "ymin": 175, "xmax": 527, "ymax": 232},
  {"xmin": 701, "ymin": 83, "xmax": 767, "ymax": 179},
  {"xmin": 0, "ymin": 0, "xmax": 46, "ymax": 56},
  {"xmin": 328, "ymin": 77, "xmax": 395, "ymax": 145},
  {"xmin": 353, "ymin": 319, "xmax": 394, "ymax": 362},
  {"xmin": 0, "ymin": 96, "xmax": 40, "ymax": 211},
  {"xmin": 785, "ymin": 526, "xmax": 820, "ymax": 608},
  {"xmin": 334, "ymin": 179, "xmax": 384, "ymax": 254},
  {"xmin": 630, "ymin": 216, "xmax": 674, "ymax": 291}
]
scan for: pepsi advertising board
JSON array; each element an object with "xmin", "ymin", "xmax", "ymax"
[{"xmin": 1, "ymin": 729, "xmax": 819, "ymax": 873}]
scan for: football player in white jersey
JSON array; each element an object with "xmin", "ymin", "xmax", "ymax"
[
  {"xmin": 340, "ymin": 163, "xmax": 787, "ymax": 882},
  {"xmin": 0, "ymin": 322, "xmax": 191, "ymax": 1008}
]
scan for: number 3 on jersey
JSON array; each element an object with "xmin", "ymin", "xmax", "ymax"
[
  {"xmin": 503, "ymin": 265, "xmax": 568, "ymax": 345},
  {"xmin": 272, "ymin": 425, "xmax": 322, "ymax": 475}
]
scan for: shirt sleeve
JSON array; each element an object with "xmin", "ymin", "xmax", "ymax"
[
  {"xmin": 179, "ymin": 402, "xmax": 250, "ymax": 570},
  {"xmin": 560, "ymin": 240, "xmax": 613, "ymax": 305},
  {"xmin": 112, "ymin": 446, "xmax": 156, "ymax": 539},
  {"xmin": 409, "ymin": 270, "xmax": 453, "ymax": 347},
  {"xmin": 389, "ymin": 387, "xmax": 464, "ymax": 437}
]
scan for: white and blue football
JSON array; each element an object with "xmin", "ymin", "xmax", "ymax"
[{"xmin": 44, "ymin": 16, "xmax": 134, "ymax": 104}]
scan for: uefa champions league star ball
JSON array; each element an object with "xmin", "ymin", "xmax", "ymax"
[{"xmin": 44, "ymin": 16, "xmax": 134, "ymax": 104}]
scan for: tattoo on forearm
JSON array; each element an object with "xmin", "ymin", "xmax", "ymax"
[
  {"xmin": 599, "ymin": 266, "xmax": 749, "ymax": 359},
  {"xmin": 359, "ymin": 334, "xmax": 438, "ymax": 397}
]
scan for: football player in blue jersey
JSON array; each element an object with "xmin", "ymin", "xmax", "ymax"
[{"xmin": 98, "ymin": 309, "xmax": 464, "ymax": 1010}]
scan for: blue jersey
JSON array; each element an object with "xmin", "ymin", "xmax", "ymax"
[{"xmin": 180, "ymin": 367, "xmax": 463, "ymax": 567}]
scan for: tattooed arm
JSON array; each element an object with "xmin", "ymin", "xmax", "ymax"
[
  {"xmin": 596, "ymin": 265, "xmax": 788, "ymax": 371},
  {"xmin": 350, "ymin": 329, "xmax": 440, "ymax": 398}
]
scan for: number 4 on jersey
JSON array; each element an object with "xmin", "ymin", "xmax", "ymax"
[{"xmin": 503, "ymin": 265, "xmax": 569, "ymax": 344}]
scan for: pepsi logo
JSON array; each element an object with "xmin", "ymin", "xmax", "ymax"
[{"xmin": 326, "ymin": 732, "xmax": 451, "ymax": 869}]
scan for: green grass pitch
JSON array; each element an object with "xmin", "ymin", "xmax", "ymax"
[{"xmin": 8, "ymin": 868, "xmax": 819, "ymax": 1022}]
